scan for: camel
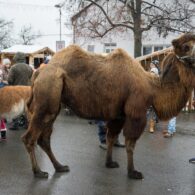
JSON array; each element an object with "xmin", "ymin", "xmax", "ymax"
[
  {"xmin": 0, "ymin": 86, "xmax": 31, "ymax": 121},
  {"xmin": 22, "ymin": 33, "xmax": 195, "ymax": 179}
]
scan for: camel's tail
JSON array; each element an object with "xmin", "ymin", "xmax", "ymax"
[{"xmin": 26, "ymin": 70, "xmax": 40, "ymax": 111}]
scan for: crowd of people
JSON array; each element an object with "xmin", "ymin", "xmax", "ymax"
[
  {"xmin": 0, "ymin": 52, "xmax": 33, "ymax": 139},
  {"xmin": 0, "ymin": 52, "xmax": 51, "ymax": 140}
]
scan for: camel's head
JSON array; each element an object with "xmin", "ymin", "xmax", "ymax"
[
  {"xmin": 161, "ymin": 33, "xmax": 195, "ymax": 87},
  {"xmin": 172, "ymin": 33, "xmax": 195, "ymax": 68}
]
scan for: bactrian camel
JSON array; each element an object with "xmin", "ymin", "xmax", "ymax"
[{"xmin": 22, "ymin": 33, "xmax": 195, "ymax": 179}]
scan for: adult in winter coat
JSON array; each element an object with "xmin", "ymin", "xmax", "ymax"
[
  {"xmin": 8, "ymin": 52, "xmax": 33, "ymax": 130},
  {"xmin": 8, "ymin": 52, "xmax": 33, "ymax": 86}
]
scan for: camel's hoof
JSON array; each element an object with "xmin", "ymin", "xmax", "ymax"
[
  {"xmin": 34, "ymin": 171, "xmax": 49, "ymax": 178},
  {"xmin": 106, "ymin": 161, "xmax": 119, "ymax": 168},
  {"xmin": 55, "ymin": 165, "xmax": 70, "ymax": 173},
  {"xmin": 128, "ymin": 170, "xmax": 143, "ymax": 179}
]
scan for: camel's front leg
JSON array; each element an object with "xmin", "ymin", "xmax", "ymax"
[
  {"xmin": 125, "ymin": 138, "xmax": 143, "ymax": 179},
  {"xmin": 105, "ymin": 119, "xmax": 124, "ymax": 168},
  {"xmin": 123, "ymin": 117, "xmax": 146, "ymax": 179}
]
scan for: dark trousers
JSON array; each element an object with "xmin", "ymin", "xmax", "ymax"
[{"xmin": 96, "ymin": 121, "xmax": 107, "ymax": 143}]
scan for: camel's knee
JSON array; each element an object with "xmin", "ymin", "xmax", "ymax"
[
  {"xmin": 21, "ymin": 132, "xmax": 36, "ymax": 152},
  {"xmin": 43, "ymin": 114, "xmax": 58, "ymax": 124},
  {"xmin": 21, "ymin": 126, "xmax": 41, "ymax": 152}
]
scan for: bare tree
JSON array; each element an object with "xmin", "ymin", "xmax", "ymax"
[
  {"xmin": 18, "ymin": 25, "xmax": 41, "ymax": 45},
  {"xmin": 0, "ymin": 18, "xmax": 14, "ymax": 49},
  {"xmin": 66, "ymin": 0, "xmax": 194, "ymax": 57}
]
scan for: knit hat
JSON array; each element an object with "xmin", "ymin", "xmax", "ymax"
[
  {"xmin": 2, "ymin": 58, "xmax": 11, "ymax": 65},
  {"xmin": 13, "ymin": 52, "xmax": 26, "ymax": 63}
]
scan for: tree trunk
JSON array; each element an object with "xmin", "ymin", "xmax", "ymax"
[
  {"xmin": 134, "ymin": 31, "xmax": 142, "ymax": 58},
  {"xmin": 133, "ymin": 0, "xmax": 142, "ymax": 58}
]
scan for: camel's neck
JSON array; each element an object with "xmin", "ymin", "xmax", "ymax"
[
  {"xmin": 152, "ymin": 81, "xmax": 192, "ymax": 120},
  {"xmin": 148, "ymin": 53, "xmax": 193, "ymax": 120}
]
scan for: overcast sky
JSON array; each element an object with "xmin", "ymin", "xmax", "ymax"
[
  {"xmin": 0, "ymin": 0, "xmax": 72, "ymax": 50},
  {"xmin": 1, "ymin": 0, "xmax": 63, "ymax": 6}
]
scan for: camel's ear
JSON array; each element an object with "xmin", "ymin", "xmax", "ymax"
[{"xmin": 172, "ymin": 38, "xmax": 179, "ymax": 49}]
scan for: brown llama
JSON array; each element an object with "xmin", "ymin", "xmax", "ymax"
[
  {"xmin": 0, "ymin": 86, "xmax": 31, "ymax": 121},
  {"xmin": 22, "ymin": 33, "xmax": 195, "ymax": 179}
]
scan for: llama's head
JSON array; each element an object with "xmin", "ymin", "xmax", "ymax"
[{"xmin": 161, "ymin": 33, "xmax": 195, "ymax": 87}]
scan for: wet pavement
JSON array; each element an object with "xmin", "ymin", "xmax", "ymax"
[{"xmin": 1, "ymin": 111, "xmax": 195, "ymax": 195}]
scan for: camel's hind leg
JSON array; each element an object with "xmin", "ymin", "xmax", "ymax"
[
  {"xmin": 22, "ymin": 110, "xmax": 63, "ymax": 178},
  {"xmin": 105, "ymin": 119, "xmax": 125, "ymax": 168},
  {"xmin": 22, "ymin": 70, "xmax": 65, "ymax": 178},
  {"xmin": 37, "ymin": 127, "xmax": 70, "ymax": 173},
  {"xmin": 22, "ymin": 118, "xmax": 49, "ymax": 178}
]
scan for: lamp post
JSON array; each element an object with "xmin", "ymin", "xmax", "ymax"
[{"xmin": 54, "ymin": 4, "xmax": 62, "ymax": 41}]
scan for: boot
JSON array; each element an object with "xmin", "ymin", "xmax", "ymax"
[
  {"xmin": 1, "ymin": 131, "xmax": 6, "ymax": 140},
  {"xmin": 9, "ymin": 118, "xmax": 19, "ymax": 130},
  {"xmin": 149, "ymin": 119, "xmax": 155, "ymax": 133}
]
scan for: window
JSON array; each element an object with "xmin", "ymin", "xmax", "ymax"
[
  {"xmin": 154, "ymin": 46, "xmax": 163, "ymax": 52},
  {"xmin": 143, "ymin": 46, "xmax": 152, "ymax": 55},
  {"xmin": 165, "ymin": 45, "xmax": 171, "ymax": 48},
  {"xmin": 104, "ymin": 43, "xmax": 117, "ymax": 53},
  {"xmin": 142, "ymin": 44, "xmax": 172, "ymax": 55},
  {"xmin": 87, "ymin": 45, "xmax": 95, "ymax": 52}
]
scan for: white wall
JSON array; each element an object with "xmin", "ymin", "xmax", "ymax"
[{"xmin": 76, "ymin": 29, "xmax": 175, "ymax": 56}]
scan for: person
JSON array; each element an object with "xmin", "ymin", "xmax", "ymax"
[
  {"xmin": 0, "ymin": 58, "xmax": 11, "ymax": 86},
  {"xmin": 0, "ymin": 58, "xmax": 11, "ymax": 140},
  {"xmin": 0, "ymin": 119, "xmax": 7, "ymax": 140},
  {"xmin": 148, "ymin": 60, "xmax": 160, "ymax": 133},
  {"xmin": 150, "ymin": 60, "xmax": 160, "ymax": 75},
  {"xmin": 97, "ymin": 120, "xmax": 125, "ymax": 150},
  {"xmin": 163, "ymin": 117, "xmax": 177, "ymax": 138},
  {"xmin": 39, "ymin": 56, "xmax": 51, "ymax": 69},
  {"xmin": 8, "ymin": 52, "xmax": 33, "ymax": 86},
  {"xmin": 8, "ymin": 52, "xmax": 33, "ymax": 130}
]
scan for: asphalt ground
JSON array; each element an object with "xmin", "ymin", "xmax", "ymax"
[{"xmin": 0, "ymin": 110, "xmax": 195, "ymax": 195}]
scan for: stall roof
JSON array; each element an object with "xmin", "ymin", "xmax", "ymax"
[
  {"xmin": 136, "ymin": 47, "xmax": 173, "ymax": 62},
  {"xmin": 136, "ymin": 47, "xmax": 173, "ymax": 70},
  {"xmin": 0, "ymin": 45, "xmax": 55, "ymax": 55}
]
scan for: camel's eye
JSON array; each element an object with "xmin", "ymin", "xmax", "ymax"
[{"xmin": 183, "ymin": 44, "xmax": 190, "ymax": 52}]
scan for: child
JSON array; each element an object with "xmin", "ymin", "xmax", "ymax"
[
  {"xmin": 0, "ymin": 119, "xmax": 7, "ymax": 140},
  {"xmin": 0, "ymin": 63, "xmax": 7, "ymax": 140}
]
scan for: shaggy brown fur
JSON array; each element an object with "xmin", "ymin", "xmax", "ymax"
[
  {"xmin": 153, "ymin": 33, "xmax": 195, "ymax": 119},
  {"xmin": 0, "ymin": 86, "xmax": 31, "ymax": 121},
  {"xmin": 22, "ymin": 33, "xmax": 195, "ymax": 179}
]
